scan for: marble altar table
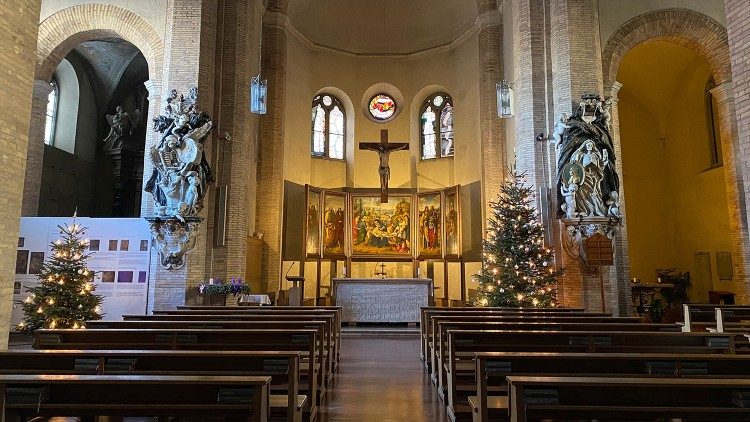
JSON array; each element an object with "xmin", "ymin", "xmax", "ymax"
[{"xmin": 332, "ymin": 278, "xmax": 434, "ymax": 323}]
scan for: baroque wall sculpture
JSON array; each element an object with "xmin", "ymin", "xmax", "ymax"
[{"xmin": 144, "ymin": 88, "xmax": 215, "ymax": 269}]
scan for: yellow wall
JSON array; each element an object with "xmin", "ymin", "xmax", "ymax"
[{"xmin": 619, "ymin": 41, "xmax": 732, "ymax": 301}]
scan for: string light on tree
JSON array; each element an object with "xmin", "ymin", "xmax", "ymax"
[
  {"xmin": 17, "ymin": 214, "xmax": 103, "ymax": 331},
  {"xmin": 473, "ymin": 170, "xmax": 562, "ymax": 307}
]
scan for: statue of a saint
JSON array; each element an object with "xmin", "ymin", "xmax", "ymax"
[{"xmin": 102, "ymin": 106, "xmax": 140, "ymax": 151}]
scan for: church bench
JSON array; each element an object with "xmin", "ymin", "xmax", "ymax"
[
  {"xmin": 0, "ymin": 349, "xmax": 303, "ymax": 422},
  {"xmin": 682, "ymin": 304, "xmax": 750, "ymax": 332},
  {"xmin": 89, "ymin": 318, "xmax": 336, "ymax": 386},
  {"xmin": 418, "ymin": 307, "xmax": 587, "ymax": 361},
  {"xmin": 34, "ymin": 328, "xmax": 324, "ymax": 410},
  {"xmin": 443, "ymin": 330, "xmax": 735, "ymax": 417},
  {"xmin": 471, "ymin": 351, "xmax": 750, "ymax": 422},
  {"xmin": 432, "ymin": 320, "xmax": 680, "ymax": 391},
  {"xmin": 506, "ymin": 376, "xmax": 750, "ymax": 421},
  {"xmin": 151, "ymin": 308, "xmax": 342, "ymax": 366},
  {"xmin": 0, "ymin": 373, "xmax": 271, "ymax": 422},
  {"xmin": 420, "ymin": 308, "xmax": 618, "ymax": 367},
  {"xmin": 424, "ymin": 314, "xmax": 638, "ymax": 374}
]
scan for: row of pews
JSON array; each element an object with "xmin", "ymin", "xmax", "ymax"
[
  {"xmin": 1, "ymin": 305, "xmax": 341, "ymax": 422},
  {"xmin": 420, "ymin": 305, "xmax": 750, "ymax": 421}
]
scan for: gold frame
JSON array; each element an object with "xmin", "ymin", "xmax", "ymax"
[
  {"xmin": 350, "ymin": 193, "xmax": 414, "ymax": 260},
  {"xmin": 304, "ymin": 185, "xmax": 323, "ymax": 258},
  {"xmin": 416, "ymin": 191, "xmax": 444, "ymax": 259},
  {"xmin": 442, "ymin": 186, "xmax": 462, "ymax": 260},
  {"xmin": 321, "ymin": 191, "xmax": 348, "ymax": 259}
]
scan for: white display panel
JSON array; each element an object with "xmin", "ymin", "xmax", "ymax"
[{"xmin": 13, "ymin": 217, "xmax": 151, "ymax": 327}]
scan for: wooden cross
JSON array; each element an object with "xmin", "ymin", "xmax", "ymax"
[{"xmin": 359, "ymin": 129, "xmax": 409, "ymax": 203}]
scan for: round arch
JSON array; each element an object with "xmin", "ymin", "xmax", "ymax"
[
  {"xmin": 36, "ymin": 4, "xmax": 164, "ymax": 83},
  {"xmin": 602, "ymin": 8, "xmax": 731, "ymax": 89}
]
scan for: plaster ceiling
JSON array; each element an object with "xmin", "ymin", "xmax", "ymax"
[
  {"xmin": 73, "ymin": 38, "xmax": 148, "ymax": 100},
  {"xmin": 287, "ymin": 0, "xmax": 479, "ymax": 55}
]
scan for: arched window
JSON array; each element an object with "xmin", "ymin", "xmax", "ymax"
[
  {"xmin": 44, "ymin": 80, "xmax": 59, "ymax": 146},
  {"xmin": 705, "ymin": 77, "xmax": 723, "ymax": 168},
  {"xmin": 420, "ymin": 92, "xmax": 454, "ymax": 160},
  {"xmin": 311, "ymin": 94, "xmax": 345, "ymax": 160}
]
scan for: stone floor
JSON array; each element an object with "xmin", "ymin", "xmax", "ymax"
[{"xmin": 318, "ymin": 333, "xmax": 449, "ymax": 422}]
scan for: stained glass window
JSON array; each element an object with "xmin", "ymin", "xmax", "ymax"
[
  {"xmin": 368, "ymin": 94, "xmax": 396, "ymax": 120},
  {"xmin": 421, "ymin": 92, "xmax": 454, "ymax": 159},
  {"xmin": 311, "ymin": 94, "xmax": 346, "ymax": 160},
  {"xmin": 44, "ymin": 81, "xmax": 59, "ymax": 146}
]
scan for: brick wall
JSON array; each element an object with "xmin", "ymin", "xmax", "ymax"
[
  {"xmin": 725, "ymin": 0, "xmax": 750, "ymax": 303},
  {"xmin": 0, "ymin": 0, "xmax": 42, "ymax": 348}
]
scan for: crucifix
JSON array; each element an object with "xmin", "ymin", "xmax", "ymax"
[{"xmin": 359, "ymin": 129, "xmax": 409, "ymax": 203}]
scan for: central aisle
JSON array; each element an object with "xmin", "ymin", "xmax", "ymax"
[{"xmin": 318, "ymin": 332, "xmax": 449, "ymax": 422}]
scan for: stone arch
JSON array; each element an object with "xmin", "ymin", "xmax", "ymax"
[
  {"xmin": 602, "ymin": 8, "xmax": 730, "ymax": 88},
  {"xmin": 36, "ymin": 4, "xmax": 164, "ymax": 83}
]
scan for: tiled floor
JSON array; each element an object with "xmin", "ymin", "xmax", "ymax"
[{"xmin": 318, "ymin": 333, "xmax": 449, "ymax": 422}]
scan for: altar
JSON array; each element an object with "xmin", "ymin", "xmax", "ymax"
[{"xmin": 332, "ymin": 278, "xmax": 434, "ymax": 323}]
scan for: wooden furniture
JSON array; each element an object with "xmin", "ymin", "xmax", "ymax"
[
  {"xmin": 34, "ymin": 328, "xmax": 322, "ymax": 415},
  {"xmin": 473, "ymin": 352, "xmax": 750, "ymax": 422},
  {"xmin": 507, "ymin": 376, "xmax": 750, "ymax": 421},
  {"xmin": 630, "ymin": 282, "xmax": 674, "ymax": 317},
  {"xmin": 710, "ymin": 290, "xmax": 736, "ymax": 304},
  {"xmin": 0, "ymin": 374, "xmax": 271, "ymax": 422},
  {"xmin": 287, "ymin": 276, "xmax": 306, "ymax": 306},
  {"xmin": 444, "ymin": 330, "xmax": 735, "ymax": 421},
  {"xmin": 682, "ymin": 303, "xmax": 750, "ymax": 332},
  {"xmin": 0, "ymin": 349, "xmax": 302, "ymax": 422}
]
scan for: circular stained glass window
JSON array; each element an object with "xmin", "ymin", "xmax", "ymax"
[
  {"xmin": 433, "ymin": 95, "xmax": 444, "ymax": 107},
  {"xmin": 368, "ymin": 94, "xmax": 397, "ymax": 120},
  {"xmin": 322, "ymin": 95, "xmax": 333, "ymax": 106}
]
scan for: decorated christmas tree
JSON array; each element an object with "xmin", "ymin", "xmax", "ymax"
[
  {"xmin": 474, "ymin": 171, "xmax": 561, "ymax": 307},
  {"xmin": 18, "ymin": 218, "xmax": 103, "ymax": 330}
]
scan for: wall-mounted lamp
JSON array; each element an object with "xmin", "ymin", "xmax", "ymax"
[
  {"xmin": 496, "ymin": 80, "xmax": 515, "ymax": 118},
  {"xmin": 250, "ymin": 75, "xmax": 267, "ymax": 115}
]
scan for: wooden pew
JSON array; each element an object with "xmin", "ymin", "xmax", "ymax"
[
  {"xmin": 0, "ymin": 374, "xmax": 271, "ymax": 422},
  {"xmin": 148, "ymin": 307, "xmax": 342, "ymax": 367},
  {"xmin": 682, "ymin": 303, "xmax": 750, "ymax": 332},
  {"xmin": 420, "ymin": 307, "xmax": 606, "ymax": 365},
  {"xmin": 716, "ymin": 307, "xmax": 750, "ymax": 333},
  {"xmin": 0, "ymin": 349, "xmax": 302, "ymax": 422},
  {"xmin": 444, "ymin": 330, "xmax": 735, "ymax": 421},
  {"xmin": 432, "ymin": 320, "xmax": 680, "ymax": 394},
  {"xmin": 473, "ymin": 352, "xmax": 750, "ymax": 422},
  {"xmin": 425, "ymin": 314, "xmax": 639, "ymax": 374},
  {"xmin": 89, "ymin": 318, "xmax": 336, "ymax": 387},
  {"xmin": 507, "ymin": 376, "xmax": 750, "ymax": 421},
  {"xmin": 34, "ymin": 328, "xmax": 322, "ymax": 415}
]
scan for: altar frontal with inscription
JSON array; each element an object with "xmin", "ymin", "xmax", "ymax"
[{"xmin": 332, "ymin": 278, "xmax": 433, "ymax": 323}]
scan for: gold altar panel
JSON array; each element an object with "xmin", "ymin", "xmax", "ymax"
[
  {"xmin": 443, "ymin": 186, "xmax": 461, "ymax": 258},
  {"xmin": 351, "ymin": 194, "xmax": 413, "ymax": 258},
  {"xmin": 416, "ymin": 192, "xmax": 442, "ymax": 259},
  {"xmin": 322, "ymin": 191, "xmax": 347, "ymax": 258},
  {"xmin": 304, "ymin": 186, "xmax": 322, "ymax": 257}
]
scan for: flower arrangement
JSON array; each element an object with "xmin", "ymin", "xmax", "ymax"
[{"xmin": 197, "ymin": 277, "xmax": 251, "ymax": 297}]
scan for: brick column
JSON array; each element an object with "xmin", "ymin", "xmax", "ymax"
[
  {"xmin": 0, "ymin": 0, "xmax": 42, "ymax": 348},
  {"xmin": 606, "ymin": 81, "xmax": 632, "ymax": 315},
  {"xmin": 725, "ymin": 0, "xmax": 750, "ymax": 303},
  {"xmin": 549, "ymin": 0, "xmax": 630, "ymax": 312},
  {"xmin": 147, "ymin": 0, "xmax": 219, "ymax": 311},
  {"xmin": 22, "ymin": 80, "xmax": 53, "ymax": 217},
  {"xmin": 255, "ymin": 10, "xmax": 288, "ymax": 293},
  {"xmin": 476, "ymin": 2, "xmax": 507, "ymax": 222},
  {"xmin": 512, "ymin": 0, "xmax": 549, "ymax": 203},
  {"xmin": 711, "ymin": 82, "xmax": 750, "ymax": 303}
]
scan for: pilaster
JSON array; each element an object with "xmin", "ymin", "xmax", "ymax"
[{"xmin": 22, "ymin": 79, "xmax": 54, "ymax": 217}]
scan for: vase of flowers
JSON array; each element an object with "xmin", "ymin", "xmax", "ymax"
[{"xmin": 197, "ymin": 277, "xmax": 251, "ymax": 305}]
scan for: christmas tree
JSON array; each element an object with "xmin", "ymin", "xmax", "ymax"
[
  {"xmin": 474, "ymin": 171, "xmax": 562, "ymax": 307},
  {"xmin": 18, "ymin": 219, "xmax": 103, "ymax": 330}
]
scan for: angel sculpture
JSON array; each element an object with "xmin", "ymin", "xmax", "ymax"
[
  {"xmin": 102, "ymin": 106, "xmax": 141, "ymax": 151},
  {"xmin": 145, "ymin": 89, "xmax": 215, "ymax": 220}
]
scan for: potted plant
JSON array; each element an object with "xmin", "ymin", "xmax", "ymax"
[{"xmin": 197, "ymin": 277, "xmax": 251, "ymax": 306}]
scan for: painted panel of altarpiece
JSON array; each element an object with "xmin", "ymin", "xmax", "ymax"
[{"xmin": 351, "ymin": 195, "xmax": 412, "ymax": 258}]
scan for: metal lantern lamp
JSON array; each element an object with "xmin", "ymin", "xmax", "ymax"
[
  {"xmin": 497, "ymin": 80, "xmax": 515, "ymax": 118},
  {"xmin": 250, "ymin": 75, "xmax": 267, "ymax": 115}
]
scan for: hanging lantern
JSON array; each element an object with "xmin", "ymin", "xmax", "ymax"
[
  {"xmin": 250, "ymin": 75, "xmax": 267, "ymax": 115},
  {"xmin": 496, "ymin": 80, "xmax": 514, "ymax": 118}
]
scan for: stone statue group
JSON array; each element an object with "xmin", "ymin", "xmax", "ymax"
[
  {"xmin": 145, "ymin": 88, "xmax": 215, "ymax": 222},
  {"xmin": 551, "ymin": 94, "xmax": 621, "ymax": 220}
]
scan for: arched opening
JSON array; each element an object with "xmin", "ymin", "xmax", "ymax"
[
  {"xmin": 38, "ymin": 38, "xmax": 149, "ymax": 218},
  {"xmin": 618, "ymin": 40, "xmax": 732, "ymax": 301}
]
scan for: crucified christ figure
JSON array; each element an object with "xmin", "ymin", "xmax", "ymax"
[{"xmin": 359, "ymin": 129, "xmax": 409, "ymax": 203}]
